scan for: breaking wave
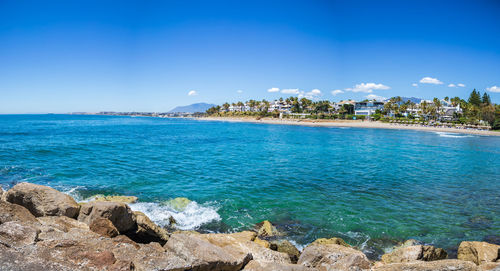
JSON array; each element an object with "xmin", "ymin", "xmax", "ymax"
[{"xmin": 434, "ymin": 132, "xmax": 475, "ymax": 138}]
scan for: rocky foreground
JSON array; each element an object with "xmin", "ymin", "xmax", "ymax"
[{"xmin": 0, "ymin": 183, "xmax": 499, "ymax": 271}]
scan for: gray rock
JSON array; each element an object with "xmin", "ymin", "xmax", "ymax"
[
  {"xmin": 0, "ymin": 221, "xmax": 39, "ymax": 248},
  {"xmin": 0, "ymin": 200, "xmax": 40, "ymax": 226},
  {"xmin": 298, "ymin": 243, "xmax": 371, "ymax": 270},
  {"xmin": 165, "ymin": 233, "xmax": 252, "ymax": 270},
  {"xmin": 4, "ymin": 182, "xmax": 80, "ymax": 218},
  {"xmin": 373, "ymin": 259, "xmax": 478, "ymax": 271},
  {"xmin": 78, "ymin": 201, "xmax": 136, "ymax": 233},
  {"xmin": 381, "ymin": 244, "xmax": 448, "ymax": 263},
  {"xmin": 243, "ymin": 260, "xmax": 317, "ymax": 271},
  {"xmin": 458, "ymin": 241, "xmax": 500, "ymax": 265}
]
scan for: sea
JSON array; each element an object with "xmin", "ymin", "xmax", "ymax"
[{"xmin": 1, "ymin": 114, "xmax": 499, "ymax": 258}]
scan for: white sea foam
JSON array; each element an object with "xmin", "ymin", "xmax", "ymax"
[
  {"xmin": 434, "ymin": 131, "xmax": 475, "ymax": 138},
  {"xmin": 129, "ymin": 201, "xmax": 221, "ymax": 230}
]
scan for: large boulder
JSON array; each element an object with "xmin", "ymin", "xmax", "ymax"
[
  {"xmin": 164, "ymin": 233, "xmax": 252, "ymax": 270},
  {"xmin": 381, "ymin": 244, "xmax": 448, "ymax": 263},
  {"xmin": 4, "ymin": 182, "xmax": 80, "ymax": 218},
  {"xmin": 77, "ymin": 201, "xmax": 136, "ymax": 233},
  {"xmin": 0, "ymin": 200, "xmax": 40, "ymax": 226},
  {"xmin": 198, "ymin": 232, "xmax": 292, "ymax": 264},
  {"xmin": 373, "ymin": 259, "xmax": 478, "ymax": 271},
  {"xmin": 479, "ymin": 262, "xmax": 500, "ymax": 271},
  {"xmin": 298, "ymin": 243, "xmax": 371, "ymax": 270},
  {"xmin": 132, "ymin": 211, "xmax": 169, "ymax": 244},
  {"xmin": 37, "ymin": 216, "xmax": 89, "ymax": 233},
  {"xmin": 0, "ymin": 221, "xmax": 39, "ymax": 248},
  {"xmin": 269, "ymin": 239, "xmax": 301, "ymax": 263},
  {"xmin": 243, "ymin": 260, "xmax": 316, "ymax": 271},
  {"xmin": 458, "ymin": 241, "xmax": 500, "ymax": 265},
  {"xmin": 89, "ymin": 218, "xmax": 119, "ymax": 238}
]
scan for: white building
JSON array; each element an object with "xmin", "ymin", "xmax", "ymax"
[{"xmin": 354, "ymin": 101, "xmax": 384, "ymax": 116}]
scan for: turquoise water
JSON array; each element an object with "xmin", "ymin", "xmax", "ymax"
[{"xmin": 1, "ymin": 114, "xmax": 499, "ymax": 257}]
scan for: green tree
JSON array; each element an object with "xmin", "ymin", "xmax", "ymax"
[
  {"xmin": 482, "ymin": 92, "xmax": 491, "ymax": 105},
  {"xmin": 468, "ymin": 89, "xmax": 482, "ymax": 106}
]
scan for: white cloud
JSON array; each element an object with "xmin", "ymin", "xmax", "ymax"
[
  {"xmin": 487, "ymin": 85, "xmax": 500, "ymax": 93},
  {"xmin": 188, "ymin": 90, "xmax": 198, "ymax": 96},
  {"xmin": 310, "ymin": 89, "xmax": 321, "ymax": 95},
  {"xmin": 457, "ymin": 83, "xmax": 466, "ymax": 87},
  {"xmin": 365, "ymin": 94, "xmax": 387, "ymax": 101},
  {"xmin": 331, "ymin": 89, "xmax": 344, "ymax": 96},
  {"xmin": 448, "ymin": 83, "xmax": 456, "ymax": 87},
  {"xmin": 281, "ymin": 88, "xmax": 300, "ymax": 94},
  {"xmin": 345, "ymin": 83, "xmax": 390, "ymax": 93},
  {"xmin": 236, "ymin": 90, "xmax": 243, "ymax": 93},
  {"xmin": 419, "ymin": 77, "xmax": 443, "ymax": 85},
  {"xmin": 412, "ymin": 83, "xmax": 418, "ymax": 87},
  {"xmin": 267, "ymin": 87, "xmax": 280, "ymax": 93}
]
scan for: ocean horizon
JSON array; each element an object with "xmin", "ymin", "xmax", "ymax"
[{"xmin": 1, "ymin": 114, "xmax": 499, "ymax": 258}]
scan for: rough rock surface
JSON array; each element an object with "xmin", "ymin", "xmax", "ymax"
[
  {"xmin": 269, "ymin": 239, "xmax": 301, "ymax": 263},
  {"xmin": 0, "ymin": 200, "xmax": 40, "ymax": 225},
  {"xmin": 243, "ymin": 260, "xmax": 317, "ymax": 271},
  {"xmin": 381, "ymin": 244, "xmax": 448, "ymax": 263},
  {"xmin": 89, "ymin": 218, "xmax": 119, "ymax": 237},
  {"xmin": 165, "ymin": 233, "xmax": 252, "ymax": 270},
  {"xmin": 458, "ymin": 241, "xmax": 500, "ymax": 265},
  {"xmin": 133, "ymin": 211, "xmax": 169, "ymax": 244},
  {"xmin": 78, "ymin": 201, "xmax": 135, "ymax": 233},
  {"xmin": 373, "ymin": 259, "xmax": 478, "ymax": 271},
  {"xmin": 0, "ymin": 221, "xmax": 39, "ymax": 248},
  {"xmin": 4, "ymin": 182, "xmax": 80, "ymax": 218},
  {"xmin": 255, "ymin": 220, "xmax": 281, "ymax": 237},
  {"xmin": 298, "ymin": 243, "xmax": 371, "ymax": 270},
  {"xmin": 37, "ymin": 216, "xmax": 89, "ymax": 232},
  {"xmin": 198, "ymin": 232, "xmax": 292, "ymax": 264},
  {"xmin": 309, "ymin": 237, "xmax": 350, "ymax": 247},
  {"xmin": 92, "ymin": 195, "xmax": 138, "ymax": 204}
]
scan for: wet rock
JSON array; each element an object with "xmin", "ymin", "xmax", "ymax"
[
  {"xmin": 166, "ymin": 197, "xmax": 191, "ymax": 211},
  {"xmin": 165, "ymin": 233, "xmax": 252, "ymax": 270},
  {"xmin": 90, "ymin": 218, "xmax": 119, "ymax": 237},
  {"xmin": 4, "ymin": 182, "xmax": 80, "ymax": 218},
  {"xmin": 243, "ymin": 260, "xmax": 316, "ymax": 271},
  {"xmin": 93, "ymin": 195, "xmax": 138, "ymax": 204},
  {"xmin": 381, "ymin": 244, "xmax": 447, "ymax": 263},
  {"xmin": 309, "ymin": 237, "xmax": 350, "ymax": 247},
  {"xmin": 0, "ymin": 221, "xmax": 39, "ymax": 248},
  {"xmin": 458, "ymin": 241, "xmax": 500, "ymax": 265},
  {"xmin": 0, "ymin": 200, "xmax": 40, "ymax": 226},
  {"xmin": 78, "ymin": 201, "xmax": 135, "ymax": 233},
  {"xmin": 373, "ymin": 259, "xmax": 478, "ymax": 271},
  {"xmin": 269, "ymin": 239, "xmax": 301, "ymax": 263},
  {"xmin": 132, "ymin": 211, "xmax": 169, "ymax": 244},
  {"xmin": 255, "ymin": 220, "xmax": 281, "ymax": 238},
  {"xmin": 255, "ymin": 237, "xmax": 271, "ymax": 248},
  {"xmin": 298, "ymin": 243, "xmax": 371, "ymax": 270}
]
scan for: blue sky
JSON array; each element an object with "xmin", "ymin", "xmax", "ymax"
[{"xmin": 0, "ymin": 0, "xmax": 499, "ymax": 113}]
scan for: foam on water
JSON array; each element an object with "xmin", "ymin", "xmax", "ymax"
[
  {"xmin": 130, "ymin": 201, "xmax": 221, "ymax": 230},
  {"xmin": 434, "ymin": 131, "xmax": 475, "ymax": 138}
]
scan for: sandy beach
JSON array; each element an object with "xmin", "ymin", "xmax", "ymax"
[{"xmin": 197, "ymin": 116, "xmax": 500, "ymax": 136}]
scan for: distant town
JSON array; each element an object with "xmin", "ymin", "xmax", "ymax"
[{"xmin": 81, "ymin": 89, "xmax": 499, "ymax": 130}]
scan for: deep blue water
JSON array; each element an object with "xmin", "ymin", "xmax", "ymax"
[{"xmin": 1, "ymin": 114, "xmax": 499, "ymax": 257}]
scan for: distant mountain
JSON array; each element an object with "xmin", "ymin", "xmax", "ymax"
[
  {"xmin": 401, "ymin": 97, "xmax": 423, "ymax": 104},
  {"xmin": 169, "ymin": 103, "xmax": 216, "ymax": 113}
]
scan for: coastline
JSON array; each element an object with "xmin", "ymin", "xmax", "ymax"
[{"xmin": 197, "ymin": 116, "xmax": 500, "ymax": 136}]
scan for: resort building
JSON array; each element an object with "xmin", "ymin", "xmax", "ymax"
[
  {"xmin": 268, "ymin": 100, "xmax": 292, "ymax": 114},
  {"xmin": 354, "ymin": 101, "xmax": 384, "ymax": 116}
]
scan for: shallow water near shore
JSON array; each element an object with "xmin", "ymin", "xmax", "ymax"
[{"xmin": 1, "ymin": 114, "xmax": 499, "ymax": 257}]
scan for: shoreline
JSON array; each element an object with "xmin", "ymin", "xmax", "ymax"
[{"xmin": 196, "ymin": 116, "xmax": 500, "ymax": 136}]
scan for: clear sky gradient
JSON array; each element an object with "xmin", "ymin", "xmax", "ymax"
[{"xmin": 1, "ymin": 0, "xmax": 499, "ymax": 113}]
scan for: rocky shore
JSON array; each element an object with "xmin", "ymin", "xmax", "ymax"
[{"xmin": 1, "ymin": 183, "xmax": 499, "ymax": 271}]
